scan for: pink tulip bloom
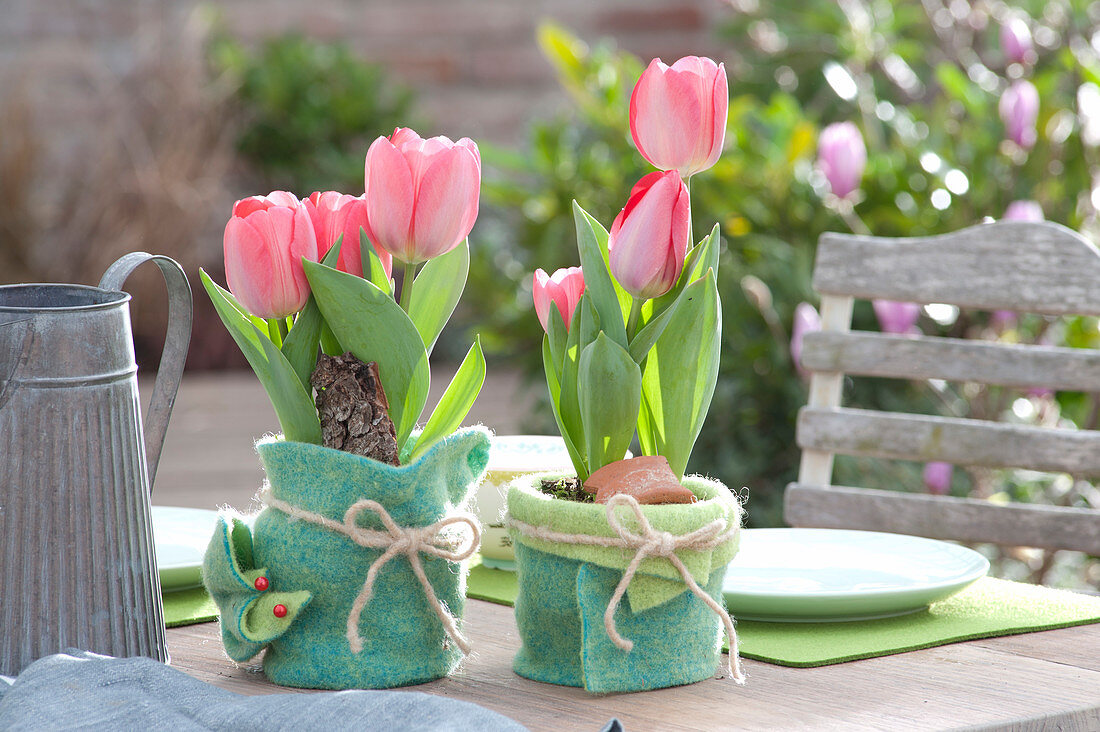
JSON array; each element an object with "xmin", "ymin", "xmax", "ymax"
[
  {"xmin": 608, "ymin": 171, "xmax": 691, "ymax": 300},
  {"xmin": 304, "ymin": 191, "xmax": 393, "ymax": 281},
  {"xmin": 630, "ymin": 56, "xmax": 728, "ymax": 177},
  {"xmin": 1003, "ymin": 199, "xmax": 1044, "ymax": 222},
  {"xmin": 532, "ymin": 267, "xmax": 585, "ymax": 333},
  {"xmin": 224, "ymin": 193, "xmax": 319, "ymax": 319},
  {"xmin": 817, "ymin": 122, "xmax": 867, "ymax": 199},
  {"xmin": 790, "ymin": 302, "xmax": 822, "ymax": 377},
  {"xmin": 873, "ymin": 300, "xmax": 921, "ymax": 335},
  {"xmin": 922, "ymin": 462, "xmax": 953, "ymax": 495},
  {"xmin": 1000, "ymin": 16, "xmax": 1035, "ymax": 66},
  {"xmin": 999, "ymin": 80, "xmax": 1039, "ymax": 149},
  {"xmin": 363, "ymin": 127, "xmax": 481, "ymax": 265}
]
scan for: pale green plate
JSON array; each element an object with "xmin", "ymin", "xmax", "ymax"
[
  {"xmin": 723, "ymin": 528, "xmax": 989, "ymax": 622},
  {"xmin": 153, "ymin": 506, "xmax": 220, "ymax": 591}
]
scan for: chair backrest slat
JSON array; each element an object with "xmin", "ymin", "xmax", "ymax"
[
  {"xmin": 802, "ymin": 331, "xmax": 1100, "ymax": 392},
  {"xmin": 813, "ymin": 222, "xmax": 1100, "ymax": 315}
]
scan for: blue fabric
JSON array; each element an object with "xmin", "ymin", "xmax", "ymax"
[
  {"xmin": 0, "ymin": 651, "xmax": 527, "ymax": 731},
  {"xmin": 203, "ymin": 427, "xmax": 491, "ymax": 690}
]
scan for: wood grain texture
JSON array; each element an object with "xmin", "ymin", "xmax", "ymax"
[
  {"xmin": 812, "ymin": 221, "xmax": 1100, "ymax": 314},
  {"xmin": 802, "ymin": 330, "xmax": 1100, "ymax": 391},
  {"xmin": 797, "ymin": 406, "xmax": 1100, "ymax": 476},
  {"xmin": 784, "ymin": 483, "xmax": 1100, "ymax": 554},
  {"xmin": 165, "ymin": 601, "xmax": 1100, "ymax": 731}
]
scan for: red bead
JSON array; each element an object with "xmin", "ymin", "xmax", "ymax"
[
  {"xmin": 273, "ymin": 604, "xmax": 287, "ymax": 618},
  {"xmin": 254, "ymin": 576, "xmax": 269, "ymax": 591}
]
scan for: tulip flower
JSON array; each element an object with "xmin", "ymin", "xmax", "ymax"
[
  {"xmin": 873, "ymin": 300, "xmax": 921, "ymax": 335},
  {"xmin": 922, "ymin": 462, "xmax": 953, "ymax": 495},
  {"xmin": 608, "ymin": 170, "xmax": 691, "ymax": 300},
  {"xmin": 1003, "ymin": 199, "xmax": 1044, "ymax": 222},
  {"xmin": 362, "ymin": 127, "xmax": 481, "ymax": 265},
  {"xmin": 999, "ymin": 80, "xmax": 1039, "ymax": 149},
  {"xmin": 790, "ymin": 302, "xmax": 822, "ymax": 377},
  {"xmin": 630, "ymin": 56, "xmax": 728, "ymax": 177},
  {"xmin": 532, "ymin": 267, "xmax": 585, "ymax": 333},
  {"xmin": 817, "ymin": 122, "xmax": 866, "ymax": 199},
  {"xmin": 224, "ymin": 193, "xmax": 319, "ymax": 319},
  {"xmin": 304, "ymin": 191, "xmax": 393, "ymax": 281},
  {"xmin": 1000, "ymin": 16, "xmax": 1035, "ymax": 66}
]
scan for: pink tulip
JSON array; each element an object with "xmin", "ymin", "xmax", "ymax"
[
  {"xmin": 873, "ymin": 300, "xmax": 921, "ymax": 335},
  {"xmin": 629, "ymin": 56, "xmax": 728, "ymax": 177},
  {"xmin": 999, "ymin": 80, "xmax": 1039, "ymax": 149},
  {"xmin": 362, "ymin": 127, "xmax": 481, "ymax": 265},
  {"xmin": 608, "ymin": 171, "xmax": 691, "ymax": 300},
  {"xmin": 790, "ymin": 302, "xmax": 822, "ymax": 377},
  {"xmin": 1003, "ymin": 199, "xmax": 1044, "ymax": 222},
  {"xmin": 224, "ymin": 193, "xmax": 319, "ymax": 319},
  {"xmin": 304, "ymin": 191, "xmax": 393, "ymax": 281},
  {"xmin": 817, "ymin": 122, "xmax": 867, "ymax": 199},
  {"xmin": 922, "ymin": 462, "xmax": 953, "ymax": 495},
  {"xmin": 1000, "ymin": 16, "xmax": 1035, "ymax": 66},
  {"xmin": 532, "ymin": 267, "xmax": 585, "ymax": 333}
]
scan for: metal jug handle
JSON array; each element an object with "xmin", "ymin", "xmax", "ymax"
[{"xmin": 99, "ymin": 253, "xmax": 193, "ymax": 488}]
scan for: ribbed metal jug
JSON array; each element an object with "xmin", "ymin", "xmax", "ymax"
[{"xmin": 0, "ymin": 253, "xmax": 192, "ymax": 675}]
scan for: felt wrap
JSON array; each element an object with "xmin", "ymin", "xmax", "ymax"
[
  {"xmin": 203, "ymin": 426, "xmax": 491, "ymax": 690},
  {"xmin": 507, "ymin": 474, "xmax": 742, "ymax": 693}
]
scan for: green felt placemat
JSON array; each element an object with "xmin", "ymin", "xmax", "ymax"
[
  {"xmin": 163, "ymin": 586, "xmax": 219, "ymax": 628},
  {"xmin": 465, "ymin": 565, "xmax": 1100, "ymax": 668}
]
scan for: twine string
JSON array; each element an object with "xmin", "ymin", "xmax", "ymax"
[
  {"xmin": 261, "ymin": 488, "xmax": 480, "ymax": 655},
  {"xmin": 506, "ymin": 493, "xmax": 744, "ymax": 684}
]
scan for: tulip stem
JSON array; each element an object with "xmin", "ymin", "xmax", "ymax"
[
  {"xmin": 626, "ymin": 298, "xmax": 644, "ymax": 341},
  {"xmin": 399, "ymin": 261, "xmax": 418, "ymax": 313},
  {"xmin": 267, "ymin": 319, "xmax": 283, "ymax": 348}
]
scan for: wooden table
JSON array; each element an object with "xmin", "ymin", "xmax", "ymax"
[{"xmin": 166, "ymin": 601, "xmax": 1100, "ymax": 731}]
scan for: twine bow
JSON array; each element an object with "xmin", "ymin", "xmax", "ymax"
[
  {"xmin": 507, "ymin": 492, "xmax": 744, "ymax": 683},
  {"xmin": 261, "ymin": 488, "xmax": 480, "ymax": 655}
]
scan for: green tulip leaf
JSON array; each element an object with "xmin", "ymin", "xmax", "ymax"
[
  {"xmin": 408, "ymin": 336, "xmax": 485, "ymax": 462},
  {"xmin": 546, "ymin": 305, "xmax": 569, "ymax": 377},
  {"xmin": 637, "ymin": 269, "xmax": 721, "ymax": 480},
  {"xmin": 578, "ymin": 331, "xmax": 641, "ymax": 474},
  {"xmin": 281, "ymin": 238, "xmax": 342, "ymax": 390},
  {"xmin": 360, "ymin": 228, "xmax": 393, "ymax": 295},
  {"xmin": 542, "ymin": 335, "xmax": 586, "ymax": 477},
  {"xmin": 408, "ymin": 239, "xmax": 469, "ymax": 356},
  {"xmin": 303, "ymin": 260, "xmax": 430, "ymax": 450},
  {"xmin": 557, "ymin": 296, "xmax": 589, "ymax": 478},
  {"xmin": 577, "ymin": 205, "xmax": 632, "ymax": 324},
  {"xmin": 573, "ymin": 201, "xmax": 628, "ymax": 349},
  {"xmin": 199, "ymin": 269, "xmax": 322, "ymax": 445}
]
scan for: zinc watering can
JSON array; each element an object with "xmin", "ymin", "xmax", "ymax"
[{"xmin": 0, "ymin": 253, "xmax": 192, "ymax": 675}]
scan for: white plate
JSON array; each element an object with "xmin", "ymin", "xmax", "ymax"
[
  {"xmin": 723, "ymin": 528, "xmax": 989, "ymax": 622},
  {"xmin": 153, "ymin": 506, "xmax": 220, "ymax": 591}
]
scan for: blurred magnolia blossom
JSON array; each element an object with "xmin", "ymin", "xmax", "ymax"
[
  {"xmin": 1003, "ymin": 199, "xmax": 1044, "ymax": 222},
  {"xmin": 1000, "ymin": 15, "xmax": 1035, "ymax": 67},
  {"xmin": 922, "ymin": 462, "xmax": 953, "ymax": 495},
  {"xmin": 790, "ymin": 301, "xmax": 822, "ymax": 377},
  {"xmin": 999, "ymin": 80, "xmax": 1039, "ymax": 149},
  {"xmin": 872, "ymin": 299, "xmax": 921, "ymax": 335},
  {"xmin": 817, "ymin": 122, "xmax": 866, "ymax": 199}
]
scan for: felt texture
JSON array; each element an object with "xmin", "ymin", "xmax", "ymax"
[
  {"xmin": 507, "ymin": 475, "xmax": 741, "ymax": 692},
  {"xmin": 203, "ymin": 427, "xmax": 491, "ymax": 690},
  {"xmin": 465, "ymin": 564, "xmax": 1100, "ymax": 668},
  {"xmin": 163, "ymin": 587, "xmax": 218, "ymax": 628},
  {"xmin": 507, "ymin": 473, "xmax": 742, "ymax": 613}
]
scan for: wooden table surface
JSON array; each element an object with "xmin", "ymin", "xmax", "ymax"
[{"xmin": 154, "ymin": 374, "xmax": 1100, "ymax": 731}]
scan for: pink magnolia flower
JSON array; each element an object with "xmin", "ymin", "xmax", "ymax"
[
  {"xmin": 224, "ymin": 192, "xmax": 319, "ymax": 319},
  {"xmin": 629, "ymin": 56, "xmax": 728, "ymax": 177},
  {"xmin": 790, "ymin": 302, "xmax": 822, "ymax": 377},
  {"xmin": 1000, "ymin": 16, "xmax": 1035, "ymax": 66},
  {"xmin": 873, "ymin": 300, "xmax": 921, "ymax": 335},
  {"xmin": 817, "ymin": 122, "xmax": 867, "ymax": 199},
  {"xmin": 608, "ymin": 170, "xmax": 691, "ymax": 300},
  {"xmin": 1003, "ymin": 199, "xmax": 1044, "ymax": 222},
  {"xmin": 363, "ymin": 127, "xmax": 481, "ymax": 265},
  {"xmin": 304, "ymin": 191, "xmax": 393, "ymax": 281},
  {"xmin": 999, "ymin": 80, "xmax": 1039, "ymax": 149},
  {"xmin": 532, "ymin": 267, "xmax": 585, "ymax": 333},
  {"xmin": 923, "ymin": 462, "xmax": 953, "ymax": 495}
]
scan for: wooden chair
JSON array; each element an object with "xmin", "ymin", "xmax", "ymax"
[{"xmin": 784, "ymin": 221, "xmax": 1100, "ymax": 556}]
